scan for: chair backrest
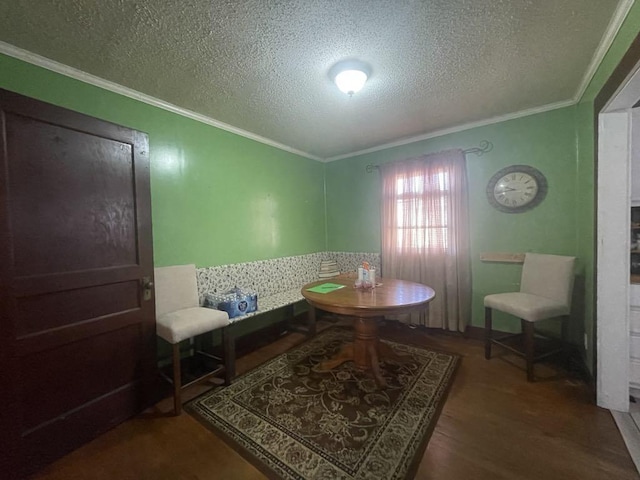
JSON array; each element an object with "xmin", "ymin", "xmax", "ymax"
[
  {"xmin": 154, "ymin": 264, "xmax": 200, "ymax": 316},
  {"xmin": 520, "ymin": 253, "xmax": 576, "ymax": 309}
]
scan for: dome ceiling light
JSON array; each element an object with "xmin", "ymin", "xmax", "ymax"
[{"xmin": 329, "ymin": 60, "xmax": 371, "ymax": 96}]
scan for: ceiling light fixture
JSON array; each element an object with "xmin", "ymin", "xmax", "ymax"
[{"xmin": 329, "ymin": 60, "xmax": 371, "ymax": 96}]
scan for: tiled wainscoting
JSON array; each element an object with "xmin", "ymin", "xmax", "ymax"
[{"xmin": 195, "ymin": 251, "xmax": 380, "ymax": 301}]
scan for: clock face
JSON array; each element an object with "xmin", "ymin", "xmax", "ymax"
[
  {"xmin": 486, "ymin": 165, "xmax": 547, "ymax": 213},
  {"xmin": 493, "ymin": 172, "xmax": 538, "ymax": 208}
]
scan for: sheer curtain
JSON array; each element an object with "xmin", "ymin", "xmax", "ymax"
[{"xmin": 380, "ymin": 149, "xmax": 471, "ymax": 331}]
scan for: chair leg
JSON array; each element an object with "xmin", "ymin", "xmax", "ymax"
[
  {"xmin": 561, "ymin": 315, "xmax": 571, "ymax": 371},
  {"xmin": 484, "ymin": 307, "xmax": 492, "ymax": 359},
  {"xmin": 172, "ymin": 343, "xmax": 182, "ymax": 415},
  {"xmin": 560, "ymin": 315, "xmax": 568, "ymax": 343},
  {"xmin": 222, "ymin": 325, "xmax": 235, "ymax": 385},
  {"xmin": 523, "ymin": 320, "xmax": 535, "ymax": 382}
]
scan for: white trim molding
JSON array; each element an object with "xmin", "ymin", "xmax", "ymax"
[
  {"xmin": 0, "ymin": 41, "xmax": 323, "ymax": 162},
  {"xmin": 574, "ymin": 0, "xmax": 636, "ymax": 103},
  {"xmin": 0, "ymin": 0, "xmax": 634, "ymax": 164},
  {"xmin": 597, "ymin": 109, "xmax": 631, "ymax": 412},
  {"xmin": 324, "ymin": 0, "xmax": 635, "ymax": 162},
  {"xmin": 324, "ymin": 99, "xmax": 575, "ymax": 162}
]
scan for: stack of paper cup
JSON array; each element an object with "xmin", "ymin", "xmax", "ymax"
[{"xmin": 319, "ymin": 260, "xmax": 339, "ymax": 279}]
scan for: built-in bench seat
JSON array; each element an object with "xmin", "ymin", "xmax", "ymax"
[{"xmin": 194, "ymin": 252, "xmax": 380, "ymax": 379}]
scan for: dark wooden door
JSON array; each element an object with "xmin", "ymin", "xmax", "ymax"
[{"xmin": 0, "ymin": 89, "xmax": 156, "ymax": 478}]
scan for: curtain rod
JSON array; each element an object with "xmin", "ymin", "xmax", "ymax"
[{"xmin": 365, "ymin": 140, "xmax": 493, "ymax": 173}]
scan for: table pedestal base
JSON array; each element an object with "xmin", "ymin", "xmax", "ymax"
[{"xmin": 317, "ymin": 316, "xmax": 407, "ymax": 387}]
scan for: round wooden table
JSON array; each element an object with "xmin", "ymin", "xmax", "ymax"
[{"xmin": 301, "ymin": 276, "xmax": 436, "ymax": 387}]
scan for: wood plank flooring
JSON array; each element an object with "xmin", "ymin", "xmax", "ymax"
[{"xmin": 30, "ymin": 319, "xmax": 640, "ymax": 480}]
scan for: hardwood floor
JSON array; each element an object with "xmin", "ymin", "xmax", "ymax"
[{"xmin": 30, "ymin": 319, "xmax": 639, "ymax": 480}]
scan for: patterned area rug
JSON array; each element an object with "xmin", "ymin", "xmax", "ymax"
[{"xmin": 188, "ymin": 327, "xmax": 459, "ymax": 480}]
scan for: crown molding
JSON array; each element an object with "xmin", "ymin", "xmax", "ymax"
[
  {"xmin": 573, "ymin": 0, "xmax": 635, "ymax": 103},
  {"xmin": 324, "ymin": 98, "xmax": 575, "ymax": 162},
  {"xmin": 0, "ymin": 41, "xmax": 323, "ymax": 162},
  {"xmin": 323, "ymin": 1, "xmax": 636, "ymax": 163},
  {"xmin": 2, "ymin": 0, "xmax": 632, "ymax": 167}
]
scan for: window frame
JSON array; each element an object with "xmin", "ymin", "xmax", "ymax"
[{"xmin": 389, "ymin": 168, "xmax": 451, "ymax": 252}]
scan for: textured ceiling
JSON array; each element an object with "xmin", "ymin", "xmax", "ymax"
[{"xmin": 0, "ymin": 0, "xmax": 625, "ymax": 160}]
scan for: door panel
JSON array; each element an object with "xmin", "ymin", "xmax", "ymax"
[
  {"xmin": 7, "ymin": 111, "xmax": 138, "ymax": 275},
  {"xmin": 0, "ymin": 89, "xmax": 156, "ymax": 478},
  {"xmin": 22, "ymin": 377, "xmax": 142, "ymax": 470},
  {"xmin": 20, "ymin": 323, "xmax": 145, "ymax": 431},
  {"xmin": 16, "ymin": 309, "xmax": 143, "ymax": 357},
  {"xmin": 16, "ymin": 280, "xmax": 140, "ymax": 337}
]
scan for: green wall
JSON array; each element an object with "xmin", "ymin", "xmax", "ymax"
[
  {"xmin": 325, "ymin": 107, "xmax": 580, "ymax": 337},
  {"xmin": 0, "ymin": 53, "xmax": 326, "ymax": 268}
]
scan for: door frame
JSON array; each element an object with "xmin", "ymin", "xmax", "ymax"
[{"xmin": 596, "ymin": 34, "xmax": 640, "ymax": 411}]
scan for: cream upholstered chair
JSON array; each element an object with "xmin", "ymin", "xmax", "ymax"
[
  {"xmin": 484, "ymin": 253, "xmax": 576, "ymax": 381},
  {"xmin": 155, "ymin": 264, "xmax": 232, "ymax": 415}
]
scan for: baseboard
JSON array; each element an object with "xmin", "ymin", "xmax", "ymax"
[
  {"xmin": 612, "ymin": 410, "xmax": 640, "ymax": 475},
  {"xmin": 465, "ymin": 325, "xmax": 487, "ymax": 340},
  {"xmin": 465, "ymin": 325, "xmax": 518, "ymax": 340}
]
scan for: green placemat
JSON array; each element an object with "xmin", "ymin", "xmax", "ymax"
[{"xmin": 306, "ymin": 282, "xmax": 346, "ymax": 293}]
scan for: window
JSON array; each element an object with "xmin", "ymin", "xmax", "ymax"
[{"xmin": 388, "ymin": 169, "xmax": 450, "ymax": 252}]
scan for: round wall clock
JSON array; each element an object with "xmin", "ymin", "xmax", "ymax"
[{"xmin": 486, "ymin": 165, "xmax": 547, "ymax": 213}]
